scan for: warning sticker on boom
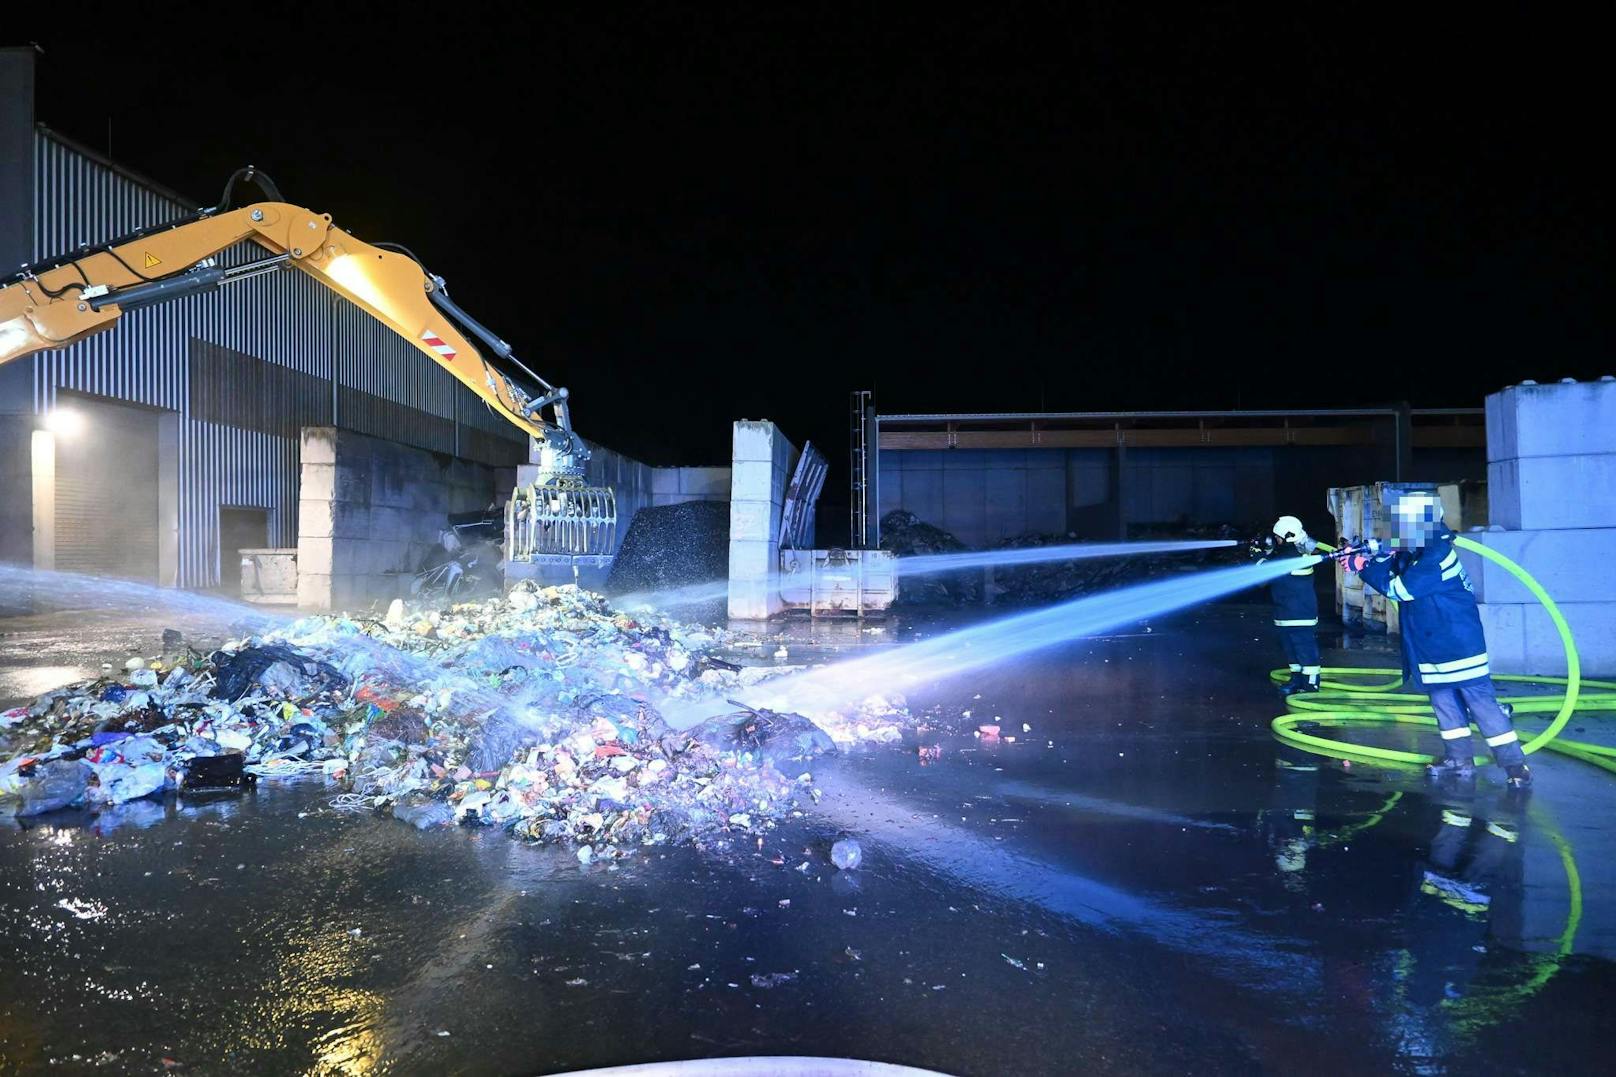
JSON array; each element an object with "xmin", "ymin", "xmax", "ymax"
[{"xmin": 143, "ymin": 252, "xmax": 162, "ymax": 269}]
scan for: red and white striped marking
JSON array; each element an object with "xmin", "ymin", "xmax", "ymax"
[{"xmin": 421, "ymin": 330, "xmax": 457, "ymax": 362}]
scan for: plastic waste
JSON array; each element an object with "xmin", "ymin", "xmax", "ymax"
[
  {"xmin": 830, "ymin": 838, "xmax": 863, "ymax": 871},
  {"xmin": 393, "ymin": 800, "xmax": 456, "ymax": 830},
  {"xmin": 12, "ymin": 759, "xmax": 91, "ymax": 817}
]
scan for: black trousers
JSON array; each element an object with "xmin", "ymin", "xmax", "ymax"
[{"xmin": 1278, "ymin": 626, "xmax": 1320, "ymax": 676}]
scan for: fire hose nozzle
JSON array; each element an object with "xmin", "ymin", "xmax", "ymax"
[{"xmin": 1324, "ymin": 538, "xmax": 1382, "ymax": 563}]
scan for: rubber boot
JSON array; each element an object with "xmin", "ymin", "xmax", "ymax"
[
  {"xmin": 1295, "ymin": 671, "xmax": 1321, "ymax": 695},
  {"xmin": 1505, "ymin": 764, "xmax": 1533, "ymax": 790},
  {"xmin": 1277, "ymin": 673, "xmax": 1307, "ymax": 697},
  {"xmin": 1426, "ymin": 751, "xmax": 1476, "ymax": 780}
]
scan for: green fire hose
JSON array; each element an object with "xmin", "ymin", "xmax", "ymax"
[{"xmin": 1271, "ymin": 537, "xmax": 1616, "ymax": 771}]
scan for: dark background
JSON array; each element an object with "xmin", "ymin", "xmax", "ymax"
[{"xmin": 11, "ymin": 2, "xmax": 1610, "ymax": 468}]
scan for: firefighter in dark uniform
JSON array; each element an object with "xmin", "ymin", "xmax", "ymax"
[
  {"xmin": 1342, "ymin": 492, "xmax": 1532, "ymax": 788},
  {"xmin": 1254, "ymin": 515, "xmax": 1322, "ymax": 695}
]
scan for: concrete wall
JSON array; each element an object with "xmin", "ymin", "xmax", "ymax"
[
  {"xmin": 297, "ymin": 427, "xmax": 509, "ymax": 610},
  {"xmin": 728, "ymin": 420, "xmax": 799, "ymax": 619},
  {"xmin": 877, "ymin": 442, "xmax": 1482, "ymax": 548},
  {"xmin": 1469, "ymin": 377, "xmax": 1616, "ymax": 675},
  {"xmin": 652, "ymin": 467, "xmax": 731, "ymax": 508},
  {"xmin": 879, "ymin": 446, "xmax": 1278, "ymax": 546}
]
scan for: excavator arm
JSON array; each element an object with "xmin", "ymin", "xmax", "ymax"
[{"xmin": 1, "ymin": 170, "xmax": 615, "ymax": 557}]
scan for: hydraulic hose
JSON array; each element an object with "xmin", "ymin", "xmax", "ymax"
[{"xmin": 1272, "ymin": 537, "xmax": 1616, "ymax": 772}]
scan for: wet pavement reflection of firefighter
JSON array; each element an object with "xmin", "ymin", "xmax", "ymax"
[{"xmin": 1398, "ymin": 796, "xmax": 1526, "ymax": 1012}]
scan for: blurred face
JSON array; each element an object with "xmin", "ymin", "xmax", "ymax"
[{"xmin": 1391, "ymin": 495, "xmax": 1443, "ymax": 550}]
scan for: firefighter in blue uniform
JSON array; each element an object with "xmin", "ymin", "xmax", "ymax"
[
  {"xmin": 1256, "ymin": 515, "xmax": 1322, "ymax": 695},
  {"xmin": 1342, "ymin": 492, "xmax": 1532, "ymax": 788}
]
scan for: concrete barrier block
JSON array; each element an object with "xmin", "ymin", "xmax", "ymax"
[
  {"xmin": 651, "ymin": 468, "xmax": 681, "ymax": 495},
  {"xmin": 728, "ymin": 537, "xmax": 776, "ymax": 579},
  {"xmin": 298, "ymin": 499, "xmax": 335, "ymax": 539},
  {"xmin": 1532, "ymin": 601, "xmax": 1616, "ymax": 676},
  {"xmin": 1459, "ymin": 527, "xmax": 1616, "ymax": 604},
  {"xmin": 301, "ymin": 428, "xmax": 338, "ymax": 465},
  {"xmin": 300, "ymin": 463, "xmax": 336, "ymax": 503},
  {"xmin": 733, "ymin": 421, "xmax": 779, "ymax": 462},
  {"xmin": 727, "ymin": 577, "xmax": 775, "ymax": 619},
  {"xmin": 297, "ymin": 571, "xmax": 332, "ymax": 610},
  {"xmin": 296, "ymin": 538, "xmax": 333, "ymax": 577},
  {"xmin": 731, "ymin": 460, "xmax": 774, "ymax": 501},
  {"xmin": 1489, "ymin": 454, "xmax": 1616, "ymax": 530},
  {"xmin": 1477, "ymin": 602, "xmax": 1527, "ymax": 672},
  {"xmin": 729, "ymin": 500, "xmax": 776, "ymax": 542},
  {"xmin": 1486, "ymin": 379, "xmax": 1616, "ymax": 461},
  {"xmin": 1481, "ymin": 599, "xmax": 1616, "ymax": 676}
]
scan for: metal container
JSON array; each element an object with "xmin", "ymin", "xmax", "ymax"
[
  {"xmin": 1327, "ymin": 481, "xmax": 1446, "ymax": 634},
  {"xmin": 239, "ymin": 547, "xmax": 298, "ymax": 604},
  {"xmin": 778, "ymin": 548, "xmax": 895, "ymax": 616}
]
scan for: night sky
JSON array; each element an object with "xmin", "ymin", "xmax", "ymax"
[{"xmin": 13, "ymin": 4, "xmax": 1611, "ymax": 469}]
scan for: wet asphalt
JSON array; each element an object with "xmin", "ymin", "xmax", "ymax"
[{"xmin": 3, "ymin": 601, "xmax": 1615, "ymax": 1075}]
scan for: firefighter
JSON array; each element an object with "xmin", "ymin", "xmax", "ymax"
[
  {"xmin": 1342, "ymin": 492, "xmax": 1532, "ymax": 788},
  {"xmin": 1257, "ymin": 515, "xmax": 1322, "ymax": 695}
]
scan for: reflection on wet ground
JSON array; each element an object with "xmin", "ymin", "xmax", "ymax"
[{"xmin": 3, "ymin": 604, "xmax": 1614, "ymax": 1074}]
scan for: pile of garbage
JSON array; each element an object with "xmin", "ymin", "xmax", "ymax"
[
  {"xmin": 1, "ymin": 584, "xmax": 912, "ymax": 856},
  {"xmin": 879, "ymin": 510, "xmax": 980, "ymax": 605},
  {"xmin": 606, "ymin": 500, "xmax": 730, "ymax": 598}
]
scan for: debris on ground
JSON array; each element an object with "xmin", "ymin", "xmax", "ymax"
[
  {"xmin": 830, "ymin": 838, "xmax": 863, "ymax": 870},
  {"xmin": 1, "ymin": 584, "xmax": 914, "ymax": 853}
]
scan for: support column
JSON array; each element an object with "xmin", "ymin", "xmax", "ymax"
[{"xmin": 728, "ymin": 420, "xmax": 799, "ymax": 619}]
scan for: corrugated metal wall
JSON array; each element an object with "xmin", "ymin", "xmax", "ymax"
[{"xmin": 28, "ymin": 129, "xmax": 526, "ymax": 587}]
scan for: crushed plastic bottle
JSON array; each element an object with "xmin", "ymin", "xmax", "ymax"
[{"xmin": 830, "ymin": 838, "xmax": 862, "ymax": 871}]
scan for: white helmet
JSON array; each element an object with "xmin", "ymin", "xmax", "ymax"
[
  {"xmin": 1393, "ymin": 491, "xmax": 1443, "ymax": 524},
  {"xmin": 1392, "ymin": 491, "xmax": 1445, "ymax": 549},
  {"xmin": 1272, "ymin": 515, "xmax": 1305, "ymax": 542}
]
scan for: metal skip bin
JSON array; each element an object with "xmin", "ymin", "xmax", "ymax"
[{"xmin": 779, "ymin": 548, "xmax": 896, "ymax": 616}]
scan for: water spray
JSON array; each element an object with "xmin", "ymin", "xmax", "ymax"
[
  {"xmin": 892, "ymin": 538, "xmax": 1235, "ymax": 576},
  {"xmin": 0, "ymin": 563, "xmax": 285, "ymax": 627},
  {"xmin": 662, "ymin": 554, "xmax": 1313, "ymax": 727},
  {"xmin": 618, "ymin": 538, "xmax": 1236, "ymax": 611}
]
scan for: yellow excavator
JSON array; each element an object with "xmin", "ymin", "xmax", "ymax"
[{"xmin": 0, "ymin": 167, "xmax": 614, "ymax": 560}]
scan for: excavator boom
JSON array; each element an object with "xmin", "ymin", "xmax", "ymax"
[{"xmin": 0, "ymin": 174, "xmax": 615, "ymax": 558}]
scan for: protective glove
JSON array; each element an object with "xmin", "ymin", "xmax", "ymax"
[{"xmin": 1341, "ymin": 551, "xmax": 1369, "ymax": 574}]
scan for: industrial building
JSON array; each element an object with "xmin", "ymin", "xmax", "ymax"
[
  {"xmin": 857, "ymin": 405, "xmax": 1486, "ymax": 548},
  {"xmin": 0, "ymin": 48, "xmax": 527, "ymax": 591}
]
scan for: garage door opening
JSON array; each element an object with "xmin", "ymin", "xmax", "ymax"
[
  {"xmin": 50, "ymin": 395, "xmax": 161, "ymax": 583},
  {"xmin": 218, "ymin": 508, "xmax": 270, "ymax": 595}
]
